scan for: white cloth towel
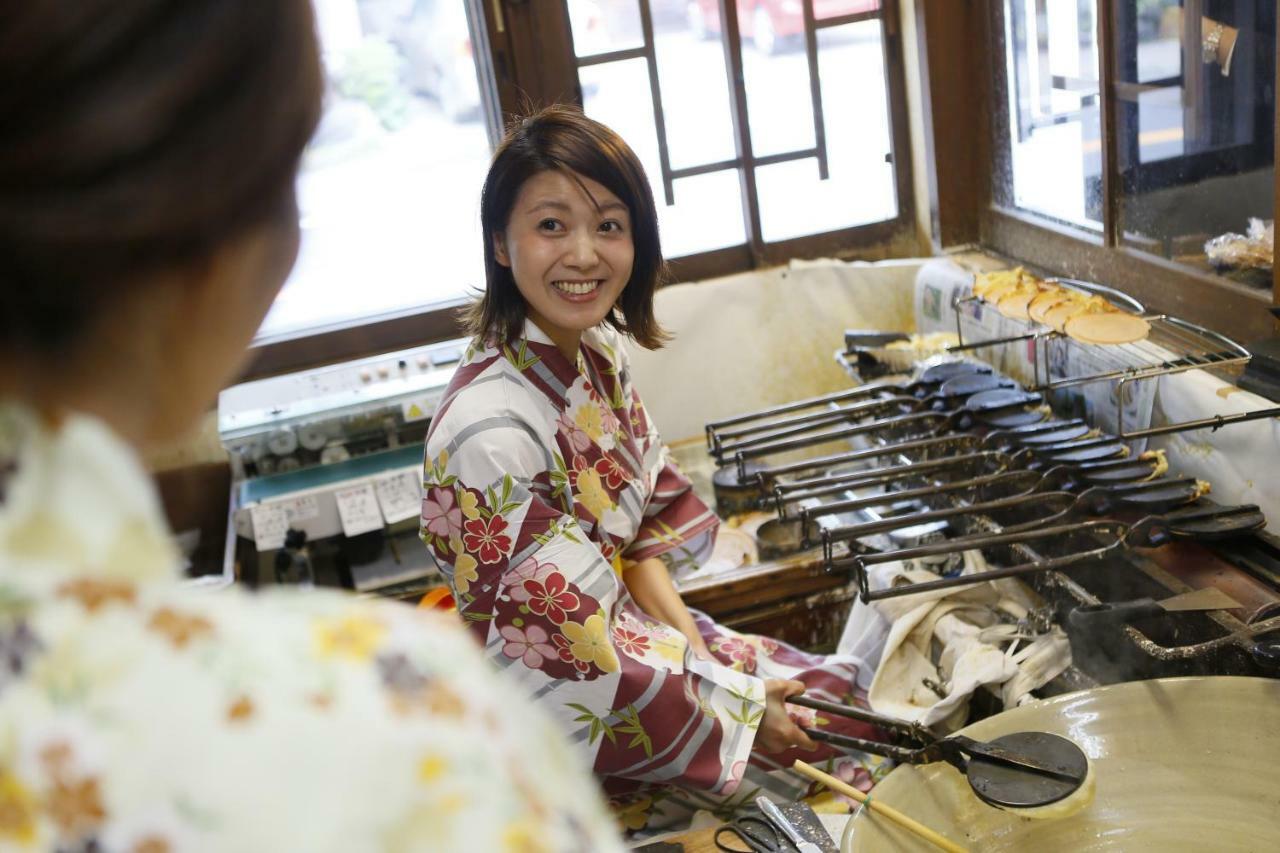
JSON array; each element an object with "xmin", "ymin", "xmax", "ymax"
[{"xmin": 839, "ymin": 552, "xmax": 1071, "ymax": 729}]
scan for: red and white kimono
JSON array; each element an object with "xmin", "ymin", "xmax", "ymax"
[{"xmin": 421, "ymin": 319, "xmax": 887, "ymax": 829}]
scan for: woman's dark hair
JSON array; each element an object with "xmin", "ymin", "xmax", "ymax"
[
  {"xmin": 465, "ymin": 105, "xmax": 670, "ymax": 350},
  {"xmin": 0, "ymin": 1, "xmax": 323, "ymax": 354}
]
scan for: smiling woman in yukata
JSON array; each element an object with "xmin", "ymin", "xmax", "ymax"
[{"xmin": 421, "ymin": 106, "xmax": 888, "ymax": 831}]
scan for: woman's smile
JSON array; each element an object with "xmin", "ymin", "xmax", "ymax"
[
  {"xmin": 551, "ymin": 278, "xmax": 604, "ymax": 299},
  {"xmin": 496, "ymin": 168, "xmax": 635, "ymax": 359}
]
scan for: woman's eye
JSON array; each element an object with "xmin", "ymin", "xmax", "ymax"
[
  {"xmin": 538, "ymin": 218, "xmax": 563, "ymax": 232},
  {"xmin": 600, "ymin": 220, "xmax": 625, "ymax": 234}
]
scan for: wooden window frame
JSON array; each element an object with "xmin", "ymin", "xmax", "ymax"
[
  {"xmin": 239, "ymin": 0, "xmax": 922, "ymax": 382},
  {"xmin": 915, "ymin": 0, "xmax": 1278, "ymax": 345}
]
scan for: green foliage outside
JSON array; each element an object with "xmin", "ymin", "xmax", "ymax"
[{"xmin": 337, "ymin": 36, "xmax": 409, "ymax": 131}]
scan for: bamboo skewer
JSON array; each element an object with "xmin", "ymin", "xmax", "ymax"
[{"xmin": 792, "ymin": 759, "xmax": 968, "ymax": 853}]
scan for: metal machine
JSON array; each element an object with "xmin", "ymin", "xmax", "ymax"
[
  {"xmin": 217, "ymin": 337, "xmax": 469, "ymax": 597},
  {"xmin": 698, "ymin": 279, "xmax": 1280, "ymax": 684}
]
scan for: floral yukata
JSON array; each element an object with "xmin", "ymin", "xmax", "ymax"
[
  {"xmin": 0, "ymin": 404, "xmax": 623, "ymax": 853},
  {"xmin": 421, "ymin": 321, "xmax": 889, "ymax": 831}
]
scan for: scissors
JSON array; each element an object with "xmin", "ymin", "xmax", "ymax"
[{"xmin": 713, "ymin": 813, "xmax": 784, "ymax": 853}]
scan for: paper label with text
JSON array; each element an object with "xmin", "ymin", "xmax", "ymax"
[
  {"xmin": 249, "ymin": 502, "xmax": 289, "ymax": 550},
  {"xmin": 335, "ymin": 484, "xmax": 385, "ymax": 537},
  {"xmin": 374, "ymin": 470, "xmax": 423, "ymax": 524}
]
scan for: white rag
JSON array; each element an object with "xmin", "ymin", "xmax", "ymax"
[{"xmin": 840, "ymin": 552, "xmax": 1071, "ymax": 730}]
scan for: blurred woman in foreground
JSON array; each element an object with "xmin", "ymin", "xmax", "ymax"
[{"xmin": 0, "ymin": 3, "xmax": 621, "ymax": 850}]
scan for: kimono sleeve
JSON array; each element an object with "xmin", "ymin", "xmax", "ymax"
[
  {"xmin": 620, "ymin": 398, "xmax": 720, "ymax": 569},
  {"xmin": 421, "ymin": 414, "xmax": 766, "ymax": 794}
]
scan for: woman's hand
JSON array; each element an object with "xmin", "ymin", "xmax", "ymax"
[
  {"xmin": 685, "ymin": 631, "xmax": 715, "ymax": 662},
  {"xmin": 755, "ymin": 679, "xmax": 818, "ymax": 754}
]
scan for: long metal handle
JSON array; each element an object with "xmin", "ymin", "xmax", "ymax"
[
  {"xmin": 829, "ymin": 521, "xmax": 1128, "ymax": 602},
  {"xmin": 715, "ymin": 395, "xmax": 921, "ymax": 460},
  {"xmin": 802, "ymin": 727, "xmax": 921, "ymax": 763},
  {"xmin": 772, "ymin": 452, "xmax": 1013, "ymax": 512},
  {"xmin": 705, "ymin": 383, "xmax": 898, "ymax": 442},
  {"xmin": 750, "ymin": 434, "xmax": 981, "ymax": 484},
  {"xmin": 848, "ymin": 520, "xmax": 1123, "ymax": 567},
  {"xmin": 823, "ymin": 489, "xmax": 1076, "ymax": 544},
  {"xmin": 731, "ymin": 408, "xmax": 944, "ymax": 474},
  {"xmin": 1118, "ymin": 406, "xmax": 1280, "ymax": 441},
  {"xmin": 787, "ymin": 695, "xmax": 925, "ymax": 739},
  {"xmin": 711, "ymin": 393, "xmax": 902, "ymax": 451},
  {"xmin": 800, "ymin": 471, "xmax": 1046, "ymax": 530}
]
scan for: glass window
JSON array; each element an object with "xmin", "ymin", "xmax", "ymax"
[
  {"xmin": 996, "ymin": 0, "xmax": 1276, "ymax": 290},
  {"xmin": 577, "ymin": 0, "xmax": 901, "ymax": 260},
  {"xmin": 1114, "ymin": 1, "xmax": 1275, "ymax": 285},
  {"xmin": 570, "ymin": 0, "xmax": 644, "ymax": 56},
  {"xmin": 579, "ymin": 55, "xmax": 747, "ymax": 256},
  {"xmin": 753, "ymin": 20, "xmax": 898, "ymax": 242},
  {"xmin": 1000, "ymin": 0, "xmax": 1104, "ymax": 229},
  {"xmin": 257, "ymin": 0, "xmax": 493, "ymax": 341}
]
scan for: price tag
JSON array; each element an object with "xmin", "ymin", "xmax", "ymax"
[
  {"xmin": 374, "ymin": 470, "xmax": 422, "ymax": 524},
  {"xmin": 248, "ymin": 502, "xmax": 289, "ymax": 550},
  {"xmin": 334, "ymin": 484, "xmax": 384, "ymax": 537},
  {"xmin": 281, "ymin": 494, "xmax": 319, "ymax": 522}
]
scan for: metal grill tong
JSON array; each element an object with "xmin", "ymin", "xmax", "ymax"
[
  {"xmin": 753, "ymin": 422, "xmax": 1159, "ymax": 554},
  {"xmin": 719, "ymin": 375, "xmax": 1040, "ymax": 475},
  {"xmin": 704, "ymin": 360, "xmax": 990, "ymax": 456},
  {"xmin": 827, "ymin": 504, "xmax": 1267, "ymax": 602},
  {"xmin": 786, "ymin": 695, "xmax": 1089, "ymax": 810}
]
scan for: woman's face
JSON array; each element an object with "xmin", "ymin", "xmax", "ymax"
[{"xmin": 495, "ymin": 169, "xmax": 634, "ymax": 355}]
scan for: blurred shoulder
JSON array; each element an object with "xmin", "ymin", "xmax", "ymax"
[{"xmin": 0, "ymin": 573, "xmax": 623, "ymax": 852}]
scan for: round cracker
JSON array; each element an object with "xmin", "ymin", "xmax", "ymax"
[
  {"xmin": 983, "ymin": 277, "xmax": 1024, "ymax": 303},
  {"xmin": 1042, "ymin": 300, "xmax": 1094, "ymax": 332},
  {"xmin": 1027, "ymin": 288, "xmax": 1072, "ymax": 323},
  {"xmin": 1064, "ymin": 311, "xmax": 1151, "ymax": 345},
  {"xmin": 997, "ymin": 286, "xmax": 1040, "ymax": 320}
]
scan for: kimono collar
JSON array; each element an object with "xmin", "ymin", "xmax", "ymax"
[
  {"xmin": 520, "ymin": 318, "xmax": 592, "ymax": 384},
  {"xmin": 0, "ymin": 402, "xmax": 179, "ymax": 582}
]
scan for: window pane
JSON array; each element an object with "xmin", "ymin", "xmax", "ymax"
[
  {"xmin": 581, "ymin": 57, "xmax": 746, "ymax": 256},
  {"xmin": 740, "ymin": 20, "xmax": 817, "ymax": 159},
  {"xmin": 571, "ymin": 0, "xmax": 643, "ymax": 57},
  {"xmin": 999, "ymin": 0, "xmax": 1103, "ymax": 229},
  {"xmin": 583, "ymin": 2, "xmax": 898, "ymax": 253},
  {"xmin": 1114, "ymin": 1, "xmax": 1275, "ymax": 285},
  {"xmin": 658, "ymin": 2, "xmax": 737, "ymax": 170},
  {"xmin": 815, "ymin": 0, "xmax": 880, "ymax": 21},
  {"xmin": 755, "ymin": 21, "xmax": 897, "ymax": 242},
  {"xmin": 737, "ymin": 1, "xmax": 883, "ymax": 160},
  {"xmin": 258, "ymin": 0, "xmax": 491, "ymax": 340}
]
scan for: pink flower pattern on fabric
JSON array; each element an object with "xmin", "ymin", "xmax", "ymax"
[
  {"xmin": 462, "ymin": 514, "xmax": 511, "ymax": 564},
  {"xmin": 500, "ymin": 624, "xmax": 557, "ymax": 668},
  {"xmin": 714, "ymin": 637, "xmax": 758, "ymax": 674},
  {"xmin": 556, "ymin": 411, "xmax": 593, "ymax": 453},
  {"xmin": 599, "ymin": 405, "xmax": 621, "ymax": 436},
  {"xmin": 720, "ymin": 760, "xmax": 748, "ymax": 795},
  {"xmin": 421, "ymin": 486, "xmax": 464, "ymax": 541}
]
